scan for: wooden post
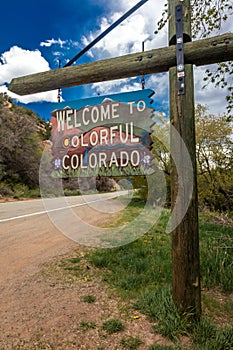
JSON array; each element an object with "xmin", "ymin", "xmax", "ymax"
[{"xmin": 169, "ymin": 0, "xmax": 201, "ymax": 318}]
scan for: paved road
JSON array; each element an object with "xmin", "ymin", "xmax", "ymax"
[
  {"xmin": 0, "ymin": 192, "xmax": 127, "ymax": 284},
  {"xmin": 0, "ymin": 192, "xmax": 127, "ymax": 222}
]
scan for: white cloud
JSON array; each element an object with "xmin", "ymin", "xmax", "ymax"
[
  {"xmin": 85, "ymin": 0, "xmax": 231, "ymax": 115},
  {"xmin": 0, "ymin": 84, "xmax": 58, "ymax": 104},
  {"xmin": 82, "ymin": 0, "xmax": 166, "ymax": 60},
  {"xmin": 0, "ymin": 46, "xmax": 58, "ymax": 103},
  {"xmin": 82, "ymin": 0, "xmax": 167, "ymax": 103},
  {"xmin": 194, "ymin": 65, "xmax": 229, "ymax": 115},
  {"xmin": 91, "ymin": 77, "xmax": 141, "ymax": 95},
  {"xmin": 40, "ymin": 38, "xmax": 67, "ymax": 48},
  {"xmin": 0, "ymin": 46, "xmax": 49, "ymax": 82},
  {"xmin": 147, "ymin": 73, "xmax": 169, "ymax": 99}
]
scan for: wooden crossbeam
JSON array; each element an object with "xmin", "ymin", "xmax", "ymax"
[{"xmin": 9, "ymin": 33, "xmax": 233, "ymax": 96}]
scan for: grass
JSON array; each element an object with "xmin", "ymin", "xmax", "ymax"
[
  {"xmin": 89, "ymin": 208, "xmax": 171, "ymax": 298},
  {"xmin": 62, "ymin": 198, "xmax": 233, "ymax": 349},
  {"xmin": 79, "ymin": 321, "xmax": 96, "ymax": 331},
  {"xmin": 191, "ymin": 318, "xmax": 233, "ymax": 350},
  {"xmin": 202, "ymin": 291, "xmax": 233, "ymax": 324},
  {"xmin": 134, "ymin": 286, "xmax": 191, "ymax": 341},
  {"xmin": 120, "ymin": 336, "xmax": 142, "ymax": 349},
  {"xmin": 199, "ymin": 221, "xmax": 233, "ymax": 292},
  {"xmin": 101, "ymin": 318, "xmax": 124, "ymax": 334},
  {"xmin": 82, "ymin": 294, "xmax": 96, "ymax": 303}
]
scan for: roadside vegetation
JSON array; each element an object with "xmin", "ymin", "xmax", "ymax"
[{"xmin": 59, "ymin": 197, "xmax": 233, "ymax": 349}]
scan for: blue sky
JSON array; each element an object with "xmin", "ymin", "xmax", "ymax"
[{"xmin": 0, "ymin": 0, "xmax": 232, "ymax": 120}]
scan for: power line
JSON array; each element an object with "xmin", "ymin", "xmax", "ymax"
[{"xmin": 63, "ymin": 0, "xmax": 149, "ymax": 68}]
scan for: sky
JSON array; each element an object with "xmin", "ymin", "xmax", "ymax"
[{"xmin": 0, "ymin": 0, "xmax": 232, "ymax": 120}]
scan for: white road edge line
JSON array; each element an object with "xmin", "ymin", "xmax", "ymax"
[{"xmin": 0, "ymin": 197, "xmax": 114, "ymax": 223}]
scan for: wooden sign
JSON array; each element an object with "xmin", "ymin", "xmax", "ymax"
[{"xmin": 50, "ymin": 89, "xmax": 155, "ymax": 177}]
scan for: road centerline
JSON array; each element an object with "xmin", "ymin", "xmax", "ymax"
[{"xmin": 0, "ymin": 197, "xmax": 115, "ymax": 223}]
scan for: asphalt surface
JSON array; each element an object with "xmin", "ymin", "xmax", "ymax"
[{"xmin": 0, "ymin": 192, "xmax": 127, "ymax": 284}]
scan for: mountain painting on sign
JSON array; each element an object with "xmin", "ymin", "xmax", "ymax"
[{"xmin": 49, "ymin": 89, "xmax": 156, "ymax": 177}]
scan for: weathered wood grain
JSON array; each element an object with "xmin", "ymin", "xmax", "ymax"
[
  {"xmin": 169, "ymin": 0, "xmax": 201, "ymax": 319},
  {"xmin": 8, "ymin": 33, "xmax": 233, "ymax": 95}
]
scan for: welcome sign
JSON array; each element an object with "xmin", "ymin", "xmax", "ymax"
[{"xmin": 50, "ymin": 89, "xmax": 155, "ymax": 177}]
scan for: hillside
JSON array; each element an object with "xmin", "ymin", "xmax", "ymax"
[{"xmin": 0, "ymin": 93, "xmax": 50, "ymax": 198}]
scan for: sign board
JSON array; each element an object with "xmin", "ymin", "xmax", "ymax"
[{"xmin": 50, "ymin": 89, "xmax": 155, "ymax": 177}]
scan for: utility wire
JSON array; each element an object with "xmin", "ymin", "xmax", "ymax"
[{"xmin": 63, "ymin": 0, "xmax": 149, "ymax": 68}]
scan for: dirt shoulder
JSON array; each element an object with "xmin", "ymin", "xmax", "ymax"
[
  {"xmin": 1, "ymin": 249, "xmax": 168, "ymax": 350},
  {"xmin": 0, "ymin": 199, "xmax": 172, "ymax": 350}
]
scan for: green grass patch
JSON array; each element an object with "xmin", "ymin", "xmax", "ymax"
[
  {"xmin": 68, "ymin": 257, "xmax": 81, "ymax": 264},
  {"xmin": 199, "ymin": 221, "xmax": 233, "ymax": 292},
  {"xmin": 134, "ymin": 286, "xmax": 191, "ymax": 341},
  {"xmin": 191, "ymin": 318, "xmax": 233, "ymax": 349},
  {"xmin": 202, "ymin": 291, "xmax": 233, "ymax": 324},
  {"xmin": 79, "ymin": 321, "xmax": 96, "ymax": 331},
  {"xmin": 59, "ymin": 255, "xmax": 81, "ymax": 273},
  {"xmin": 101, "ymin": 318, "xmax": 124, "ymax": 334},
  {"xmin": 120, "ymin": 336, "xmax": 142, "ymax": 349},
  {"xmin": 88, "ymin": 204, "xmax": 232, "ymax": 298},
  {"xmin": 82, "ymin": 295, "xmax": 96, "ymax": 303},
  {"xmin": 108, "ymin": 196, "xmax": 146, "ymax": 225},
  {"xmin": 88, "ymin": 209, "xmax": 171, "ymax": 298}
]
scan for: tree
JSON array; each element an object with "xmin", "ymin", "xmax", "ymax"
[
  {"xmin": 149, "ymin": 105, "xmax": 233, "ymax": 212},
  {"xmin": 195, "ymin": 104, "xmax": 233, "ymax": 211}
]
